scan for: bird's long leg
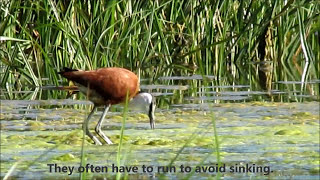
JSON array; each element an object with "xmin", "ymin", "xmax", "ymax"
[
  {"xmin": 84, "ymin": 105, "xmax": 102, "ymax": 145},
  {"xmin": 95, "ymin": 104, "xmax": 113, "ymax": 144}
]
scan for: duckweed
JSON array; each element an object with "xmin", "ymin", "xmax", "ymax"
[
  {"xmin": 1, "ymin": 101, "xmax": 319, "ymax": 179},
  {"xmin": 27, "ymin": 121, "xmax": 46, "ymax": 130},
  {"xmin": 274, "ymin": 129, "xmax": 303, "ymax": 135},
  {"xmin": 54, "ymin": 153, "xmax": 76, "ymax": 161}
]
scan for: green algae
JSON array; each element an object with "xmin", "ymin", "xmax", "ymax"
[
  {"xmin": 262, "ymin": 116, "xmax": 273, "ymax": 120},
  {"xmin": 309, "ymin": 167, "xmax": 320, "ymax": 175},
  {"xmin": 132, "ymin": 138, "xmax": 151, "ymax": 145},
  {"xmin": 109, "ymin": 135, "xmax": 130, "ymax": 144},
  {"xmin": 6, "ymin": 135, "xmax": 26, "ymax": 141},
  {"xmin": 112, "ymin": 115, "xmax": 123, "ymax": 120},
  {"xmin": 147, "ymin": 139, "xmax": 173, "ymax": 146},
  {"xmin": 53, "ymin": 153, "xmax": 76, "ymax": 162},
  {"xmin": 175, "ymin": 118, "xmax": 184, "ymax": 122},
  {"xmin": 251, "ymin": 101, "xmax": 277, "ymax": 106},
  {"xmin": 292, "ymin": 112, "xmax": 313, "ymax": 117},
  {"xmin": 1, "ymin": 101, "xmax": 319, "ymax": 179},
  {"xmin": 27, "ymin": 121, "xmax": 46, "ymax": 130},
  {"xmin": 193, "ymin": 137, "xmax": 213, "ymax": 147},
  {"xmin": 274, "ymin": 129, "xmax": 304, "ymax": 135}
]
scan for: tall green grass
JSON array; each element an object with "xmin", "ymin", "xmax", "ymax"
[
  {"xmin": 0, "ymin": 0, "xmax": 319, "ymax": 96},
  {"xmin": 116, "ymin": 91, "xmax": 129, "ymax": 180}
]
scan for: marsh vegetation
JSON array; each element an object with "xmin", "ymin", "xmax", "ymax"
[{"xmin": 1, "ymin": 0, "xmax": 319, "ymax": 179}]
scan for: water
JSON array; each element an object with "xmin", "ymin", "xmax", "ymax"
[{"xmin": 1, "ymin": 76, "xmax": 319, "ymax": 179}]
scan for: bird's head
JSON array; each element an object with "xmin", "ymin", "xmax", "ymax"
[{"xmin": 129, "ymin": 92, "xmax": 156, "ymax": 129}]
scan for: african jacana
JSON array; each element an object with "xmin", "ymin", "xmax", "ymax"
[{"xmin": 59, "ymin": 67, "xmax": 155, "ymax": 145}]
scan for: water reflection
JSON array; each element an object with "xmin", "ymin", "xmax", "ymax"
[{"xmin": 1, "ymin": 74, "xmax": 319, "ymax": 103}]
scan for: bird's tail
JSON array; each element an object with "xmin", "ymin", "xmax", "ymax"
[{"xmin": 58, "ymin": 67, "xmax": 78, "ymax": 75}]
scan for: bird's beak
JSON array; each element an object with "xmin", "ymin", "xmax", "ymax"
[{"xmin": 148, "ymin": 98, "xmax": 156, "ymax": 129}]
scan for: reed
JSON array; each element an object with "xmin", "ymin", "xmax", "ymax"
[
  {"xmin": 116, "ymin": 90, "xmax": 129, "ymax": 180},
  {"xmin": 0, "ymin": 0, "xmax": 318, "ymax": 95}
]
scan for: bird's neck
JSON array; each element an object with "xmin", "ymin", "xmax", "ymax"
[{"xmin": 128, "ymin": 92, "xmax": 152, "ymax": 112}]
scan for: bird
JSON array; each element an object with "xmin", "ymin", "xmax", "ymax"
[{"xmin": 59, "ymin": 67, "xmax": 156, "ymax": 145}]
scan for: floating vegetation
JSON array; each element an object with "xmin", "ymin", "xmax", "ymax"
[{"xmin": 1, "ymin": 101, "xmax": 319, "ymax": 179}]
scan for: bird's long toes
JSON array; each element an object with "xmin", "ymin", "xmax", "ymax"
[
  {"xmin": 95, "ymin": 141, "xmax": 103, "ymax": 145},
  {"xmin": 100, "ymin": 134, "xmax": 113, "ymax": 144},
  {"xmin": 92, "ymin": 136, "xmax": 103, "ymax": 145},
  {"xmin": 105, "ymin": 139, "xmax": 113, "ymax": 145}
]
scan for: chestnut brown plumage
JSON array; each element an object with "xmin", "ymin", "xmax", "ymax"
[{"xmin": 59, "ymin": 67, "xmax": 155, "ymax": 145}]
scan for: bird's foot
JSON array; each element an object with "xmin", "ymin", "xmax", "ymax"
[
  {"xmin": 92, "ymin": 136, "xmax": 103, "ymax": 145},
  {"xmin": 95, "ymin": 128, "xmax": 113, "ymax": 144},
  {"xmin": 104, "ymin": 138, "xmax": 113, "ymax": 145}
]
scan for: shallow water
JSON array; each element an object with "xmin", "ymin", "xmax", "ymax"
[
  {"xmin": 1, "ymin": 99, "xmax": 319, "ymax": 179},
  {"xmin": 1, "ymin": 74, "xmax": 319, "ymax": 179}
]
